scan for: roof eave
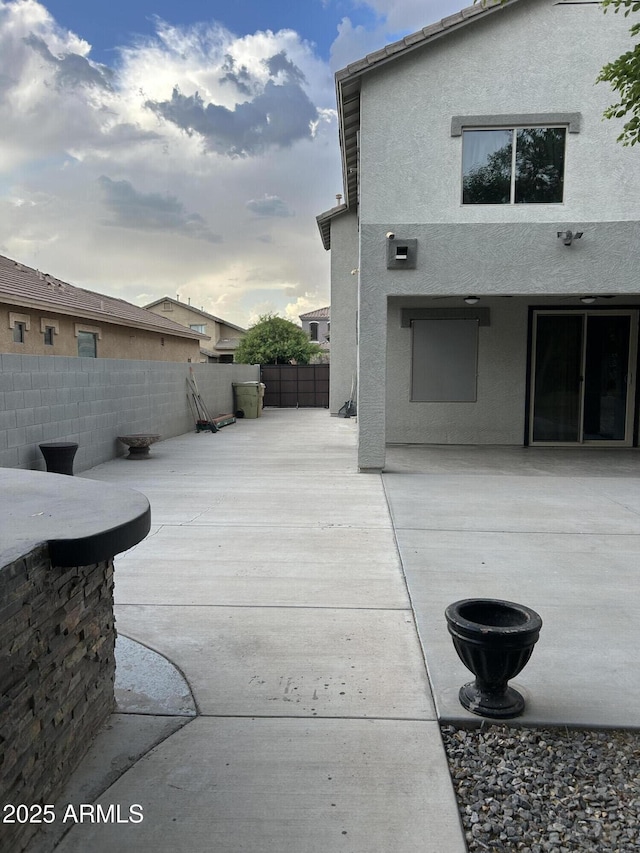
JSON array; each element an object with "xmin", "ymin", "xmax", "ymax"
[
  {"xmin": 143, "ymin": 296, "xmax": 247, "ymax": 333},
  {"xmin": 316, "ymin": 203, "xmax": 348, "ymax": 250},
  {"xmin": 334, "ymin": 0, "xmax": 519, "ymax": 209},
  {"xmin": 0, "ymin": 293, "xmax": 209, "ymax": 340}
]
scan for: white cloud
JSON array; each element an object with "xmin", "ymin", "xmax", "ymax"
[
  {"xmin": 283, "ymin": 294, "xmax": 327, "ymax": 324},
  {"xmin": 0, "ymin": 1, "xmax": 340, "ymax": 328},
  {"xmin": 98, "ymin": 176, "xmax": 222, "ymax": 242},
  {"xmin": 0, "ymin": 0, "xmax": 469, "ymax": 328},
  {"xmin": 246, "ymin": 194, "xmax": 294, "ymax": 217},
  {"xmin": 330, "ymin": 0, "xmax": 465, "ymax": 70}
]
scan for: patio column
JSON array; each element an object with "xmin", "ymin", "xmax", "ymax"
[{"xmin": 357, "ymin": 289, "xmax": 388, "ymax": 471}]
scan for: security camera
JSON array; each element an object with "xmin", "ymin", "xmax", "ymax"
[{"xmin": 386, "ymin": 231, "xmax": 395, "ymax": 240}]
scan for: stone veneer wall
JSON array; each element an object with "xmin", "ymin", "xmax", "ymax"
[
  {"xmin": 0, "ymin": 355, "xmax": 259, "ymax": 472},
  {"xmin": 0, "ymin": 545, "xmax": 116, "ymax": 853}
]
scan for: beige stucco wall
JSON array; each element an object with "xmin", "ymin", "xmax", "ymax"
[
  {"xmin": 1, "ymin": 301, "xmax": 200, "ymax": 362},
  {"xmin": 147, "ymin": 302, "xmax": 242, "ymax": 346}
]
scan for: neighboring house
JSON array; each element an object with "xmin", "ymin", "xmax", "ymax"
[
  {"xmin": 0, "ymin": 255, "xmax": 206, "ymax": 361},
  {"xmin": 317, "ymin": 0, "xmax": 640, "ymax": 471},
  {"xmin": 144, "ymin": 297, "xmax": 246, "ymax": 363},
  {"xmin": 299, "ymin": 306, "xmax": 330, "ymax": 362}
]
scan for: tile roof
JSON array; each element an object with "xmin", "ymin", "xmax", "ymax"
[
  {"xmin": 299, "ymin": 307, "xmax": 330, "ymax": 320},
  {"xmin": 334, "ymin": 0, "xmax": 518, "ymax": 208},
  {"xmin": 144, "ymin": 296, "xmax": 246, "ymax": 334},
  {"xmin": 213, "ymin": 337, "xmax": 242, "ymax": 350},
  {"xmin": 0, "ymin": 254, "xmax": 207, "ymax": 339}
]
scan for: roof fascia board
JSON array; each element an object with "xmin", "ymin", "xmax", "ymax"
[
  {"xmin": 0, "ymin": 295, "xmax": 208, "ymax": 340},
  {"xmin": 316, "ymin": 203, "xmax": 349, "ymax": 250}
]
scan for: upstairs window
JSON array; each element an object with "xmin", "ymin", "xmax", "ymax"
[
  {"xmin": 462, "ymin": 126, "xmax": 566, "ymax": 204},
  {"xmin": 13, "ymin": 322, "xmax": 25, "ymax": 343},
  {"xmin": 190, "ymin": 324, "xmax": 206, "ymax": 334},
  {"xmin": 43, "ymin": 326, "xmax": 55, "ymax": 346},
  {"xmin": 309, "ymin": 322, "xmax": 319, "ymax": 342}
]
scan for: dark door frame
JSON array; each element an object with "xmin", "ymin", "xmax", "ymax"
[{"xmin": 524, "ymin": 305, "xmax": 640, "ymax": 447}]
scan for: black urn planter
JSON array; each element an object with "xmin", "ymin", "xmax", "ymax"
[
  {"xmin": 445, "ymin": 598, "xmax": 542, "ymax": 719},
  {"xmin": 39, "ymin": 442, "xmax": 78, "ymax": 476}
]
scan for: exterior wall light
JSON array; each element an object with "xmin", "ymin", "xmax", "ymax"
[
  {"xmin": 386, "ymin": 237, "xmax": 417, "ymax": 269},
  {"xmin": 557, "ymin": 230, "xmax": 583, "ymax": 246}
]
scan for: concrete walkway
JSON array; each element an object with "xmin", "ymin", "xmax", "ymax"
[
  {"xmin": 38, "ymin": 409, "xmax": 466, "ymax": 853},
  {"xmin": 29, "ymin": 411, "xmax": 640, "ymax": 852}
]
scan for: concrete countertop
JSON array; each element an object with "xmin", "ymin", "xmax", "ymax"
[{"xmin": 0, "ymin": 469, "xmax": 150, "ymax": 567}]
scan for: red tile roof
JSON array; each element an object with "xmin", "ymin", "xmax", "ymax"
[
  {"xmin": 299, "ymin": 306, "xmax": 330, "ymax": 320},
  {"xmin": 0, "ymin": 254, "xmax": 207, "ymax": 340}
]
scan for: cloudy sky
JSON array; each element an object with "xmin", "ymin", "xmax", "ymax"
[{"xmin": 0, "ymin": 0, "xmax": 462, "ymax": 328}]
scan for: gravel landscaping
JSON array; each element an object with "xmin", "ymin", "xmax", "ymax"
[{"xmin": 441, "ymin": 724, "xmax": 640, "ymax": 852}]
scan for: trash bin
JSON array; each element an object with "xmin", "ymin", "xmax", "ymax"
[{"xmin": 233, "ymin": 382, "xmax": 265, "ymax": 419}]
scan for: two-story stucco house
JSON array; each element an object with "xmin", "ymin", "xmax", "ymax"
[
  {"xmin": 144, "ymin": 297, "xmax": 246, "ymax": 363},
  {"xmin": 318, "ymin": 0, "xmax": 640, "ymax": 471},
  {"xmin": 299, "ymin": 306, "xmax": 330, "ymax": 362}
]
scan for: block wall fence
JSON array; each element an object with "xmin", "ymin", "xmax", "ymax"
[{"xmin": 0, "ymin": 354, "xmax": 259, "ymax": 472}]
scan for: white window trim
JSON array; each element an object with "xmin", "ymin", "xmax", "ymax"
[
  {"xmin": 9, "ymin": 311, "xmax": 30, "ymax": 330},
  {"xmin": 40, "ymin": 318, "xmax": 59, "ymax": 335},
  {"xmin": 74, "ymin": 323, "xmax": 102, "ymax": 339}
]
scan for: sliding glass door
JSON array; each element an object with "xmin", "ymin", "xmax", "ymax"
[{"xmin": 530, "ymin": 311, "xmax": 637, "ymax": 445}]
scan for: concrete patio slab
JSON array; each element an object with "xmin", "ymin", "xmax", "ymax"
[
  {"xmin": 23, "ymin": 411, "xmax": 468, "ymax": 853},
  {"xmin": 115, "ymin": 604, "xmax": 434, "ymax": 719},
  {"xmin": 34, "ymin": 414, "xmax": 640, "ymax": 852},
  {"xmin": 53, "ymin": 717, "xmax": 465, "ymax": 853},
  {"xmin": 26, "ymin": 715, "xmax": 191, "ymax": 853},
  {"xmin": 384, "ymin": 443, "xmax": 640, "ymax": 477},
  {"xmin": 384, "ymin": 472, "xmax": 640, "ymax": 534},
  {"xmin": 113, "ymin": 524, "xmax": 409, "ymax": 609},
  {"xmin": 383, "ymin": 444, "xmax": 640, "ymax": 729}
]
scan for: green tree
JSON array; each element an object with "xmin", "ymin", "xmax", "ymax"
[
  {"xmin": 598, "ymin": 0, "xmax": 640, "ymax": 146},
  {"xmin": 234, "ymin": 313, "xmax": 322, "ymax": 365}
]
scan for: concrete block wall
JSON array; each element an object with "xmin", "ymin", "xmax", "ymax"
[
  {"xmin": 0, "ymin": 545, "xmax": 116, "ymax": 853},
  {"xmin": 0, "ymin": 355, "xmax": 259, "ymax": 472}
]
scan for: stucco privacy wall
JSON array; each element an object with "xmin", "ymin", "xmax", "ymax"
[
  {"xmin": 348, "ymin": 0, "xmax": 640, "ymax": 468},
  {"xmin": 358, "ymin": 0, "xmax": 637, "ymax": 225},
  {"xmin": 329, "ymin": 209, "xmax": 359, "ymax": 414},
  {"xmin": 386, "ymin": 296, "xmax": 528, "ymax": 444},
  {"xmin": 0, "ymin": 356, "xmax": 259, "ymax": 472}
]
